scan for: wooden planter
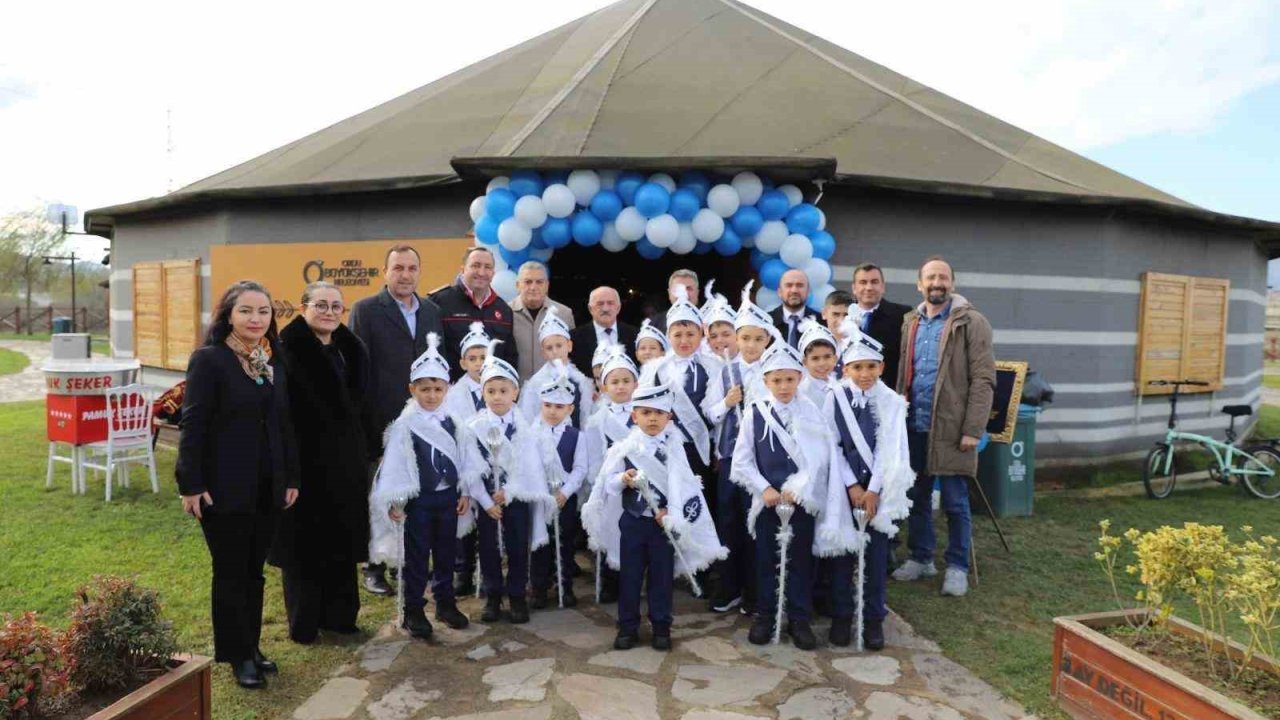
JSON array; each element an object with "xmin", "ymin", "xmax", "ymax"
[
  {"xmin": 86, "ymin": 654, "xmax": 212, "ymax": 720},
  {"xmin": 1052, "ymin": 609, "xmax": 1278, "ymax": 720}
]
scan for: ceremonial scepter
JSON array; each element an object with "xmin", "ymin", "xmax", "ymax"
[
  {"xmin": 773, "ymin": 502, "xmax": 795, "ymax": 645},
  {"xmin": 633, "ymin": 469, "xmax": 703, "ymax": 596},
  {"xmin": 481, "ymin": 424, "xmax": 506, "ymax": 599},
  {"xmin": 853, "ymin": 506, "xmax": 869, "ymax": 652},
  {"xmin": 545, "ymin": 459, "xmax": 566, "ymax": 609}
]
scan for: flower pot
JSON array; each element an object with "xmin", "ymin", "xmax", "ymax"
[
  {"xmin": 85, "ymin": 654, "xmax": 212, "ymax": 720},
  {"xmin": 1052, "ymin": 609, "xmax": 1278, "ymax": 720}
]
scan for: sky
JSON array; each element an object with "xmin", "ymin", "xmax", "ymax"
[{"xmin": 2, "ymin": 0, "xmax": 1278, "ymax": 277}]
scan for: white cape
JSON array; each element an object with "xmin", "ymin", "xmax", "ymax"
[
  {"xmin": 518, "ymin": 361, "xmax": 595, "ymax": 426},
  {"xmin": 732, "ymin": 396, "xmax": 831, "ymax": 539},
  {"xmin": 466, "ymin": 408, "xmax": 554, "ymax": 551}
]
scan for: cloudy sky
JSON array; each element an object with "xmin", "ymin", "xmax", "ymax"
[{"xmin": 2, "ymin": 0, "xmax": 1278, "ymax": 271}]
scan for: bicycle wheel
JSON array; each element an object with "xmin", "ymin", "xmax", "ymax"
[
  {"xmin": 1239, "ymin": 445, "xmax": 1280, "ymax": 499},
  {"xmin": 1143, "ymin": 444, "xmax": 1177, "ymax": 499}
]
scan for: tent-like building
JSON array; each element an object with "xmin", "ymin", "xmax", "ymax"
[{"xmin": 86, "ymin": 0, "xmax": 1280, "ymax": 464}]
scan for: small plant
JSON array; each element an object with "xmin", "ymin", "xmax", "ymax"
[
  {"xmin": 0, "ymin": 612, "xmax": 70, "ymax": 718},
  {"xmin": 1096, "ymin": 520, "xmax": 1280, "ymax": 682},
  {"xmin": 64, "ymin": 576, "xmax": 178, "ymax": 693}
]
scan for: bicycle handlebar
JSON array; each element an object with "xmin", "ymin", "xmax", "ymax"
[{"xmin": 1148, "ymin": 379, "xmax": 1210, "ymax": 387}]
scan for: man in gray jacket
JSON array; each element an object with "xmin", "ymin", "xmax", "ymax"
[{"xmin": 510, "ymin": 261, "xmax": 576, "ymax": 381}]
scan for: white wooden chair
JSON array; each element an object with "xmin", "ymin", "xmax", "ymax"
[
  {"xmin": 80, "ymin": 384, "xmax": 158, "ymax": 501},
  {"xmin": 46, "ymin": 441, "xmax": 84, "ymax": 494}
]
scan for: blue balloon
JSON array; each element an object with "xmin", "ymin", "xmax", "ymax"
[
  {"xmin": 730, "ymin": 206, "xmax": 764, "ymax": 237},
  {"xmin": 757, "ymin": 190, "xmax": 790, "ymax": 221},
  {"xmin": 692, "ymin": 241, "xmax": 712, "ymax": 255},
  {"xmin": 678, "ymin": 171, "xmax": 711, "ymax": 203},
  {"xmin": 714, "ymin": 227, "xmax": 742, "ymax": 256},
  {"xmin": 485, "ymin": 188, "xmax": 516, "ymax": 221},
  {"xmin": 571, "ymin": 211, "xmax": 604, "ymax": 247},
  {"xmin": 499, "ymin": 245, "xmax": 531, "ymax": 268},
  {"xmin": 633, "ymin": 183, "xmax": 671, "ymax": 219},
  {"xmin": 541, "ymin": 217, "xmax": 572, "ymax": 249},
  {"xmin": 616, "ymin": 172, "xmax": 646, "ymax": 205},
  {"xmin": 749, "ymin": 248, "xmax": 774, "ymax": 271},
  {"xmin": 543, "ymin": 170, "xmax": 570, "ymax": 186},
  {"xmin": 809, "ymin": 230, "xmax": 836, "ymax": 260},
  {"xmin": 530, "ymin": 227, "xmax": 548, "ymax": 250},
  {"xmin": 669, "ymin": 189, "xmax": 701, "ymax": 222},
  {"xmin": 635, "ymin": 238, "xmax": 666, "ymax": 260},
  {"xmin": 475, "ymin": 214, "xmax": 500, "ymax": 245},
  {"xmin": 589, "ymin": 190, "xmax": 624, "ymax": 222},
  {"xmin": 760, "ymin": 258, "xmax": 788, "ymax": 290},
  {"xmin": 786, "ymin": 203, "xmax": 822, "ymax": 235},
  {"xmin": 976, "ymin": 432, "xmax": 991, "ymax": 453},
  {"xmin": 508, "ymin": 170, "xmax": 544, "ymax": 198}
]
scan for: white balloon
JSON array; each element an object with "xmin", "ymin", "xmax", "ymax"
[
  {"xmin": 469, "ymin": 196, "xmax": 488, "ymax": 223},
  {"xmin": 780, "ymin": 233, "xmax": 814, "ymax": 268},
  {"xmin": 498, "ymin": 218, "xmax": 532, "ymax": 251},
  {"xmin": 598, "ymin": 169, "xmax": 619, "ymax": 190},
  {"xmin": 647, "ymin": 173, "xmax": 677, "ymax": 193},
  {"xmin": 817, "ymin": 207, "xmax": 827, "ymax": 231},
  {"xmin": 731, "ymin": 171, "xmax": 764, "ymax": 206},
  {"xmin": 646, "ymin": 214, "xmax": 679, "ymax": 248},
  {"xmin": 670, "ymin": 222, "xmax": 697, "ymax": 254},
  {"xmin": 778, "ymin": 184, "xmax": 803, "ymax": 208},
  {"xmin": 691, "ymin": 208, "xmax": 725, "ymax": 243},
  {"xmin": 567, "ymin": 169, "xmax": 601, "ymax": 206},
  {"xmin": 530, "ymin": 247, "xmax": 554, "ymax": 262},
  {"xmin": 600, "ymin": 223, "xmax": 628, "ymax": 252},
  {"xmin": 542, "ymin": 183, "xmax": 576, "ymax": 219},
  {"xmin": 755, "ymin": 220, "xmax": 788, "ymax": 254},
  {"xmin": 804, "ymin": 258, "xmax": 832, "ymax": 288},
  {"xmin": 755, "ymin": 286, "xmax": 781, "ymax": 311},
  {"xmin": 493, "ymin": 252, "xmax": 509, "ymax": 272},
  {"xmin": 514, "ymin": 195, "xmax": 547, "ymax": 228},
  {"xmin": 707, "ymin": 184, "xmax": 741, "ymax": 218},
  {"xmin": 486, "ymin": 176, "xmax": 510, "ymax": 193},
  {"xmin": 812, "ymin": 283, "xmax": 836, "ymax": 306},
  {"xmin": 615, "ymin": 206, "xmax": 647, "ymax": 241},
  {"xmin": 492, "ymin": 269, "xmax": 518, "ymax": 301}
]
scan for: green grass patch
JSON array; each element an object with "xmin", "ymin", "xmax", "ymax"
[
  {"xmin": 0, "ymin": 401, "xmax": 394, "ymax": 719},
  {"xmin": 0, "ymin": 347, "xmax": 29, "ymax": 376},
  {"xmin": 1265, "ymin": 375, "xmax": 1280, "ymax": 390},
  {"xmin": 889, "ymin": 483, "xmax": 1280, "ymax": 719},
  {"xmin": 0, "ymin": 331, "xmax": 110, "ymax": 356}
]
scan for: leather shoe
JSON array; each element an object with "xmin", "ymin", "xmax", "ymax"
[
  {"xmin": 613, "ymin": 630, "xmax": 638, "ymax": 650},
  {"xmin": 508, "ymin": 597, "xmax": 530, "ymax": 624},
  {"xmin": 455, "ymin": 573, "xmax": 477, "ymax": 598},
  {"xmin": 529, "ymin": 590, "xmax": 549, "ymax": 610},
  {"xmin": 651, "ymin": 629, "xmax": 671, "ymax": 651},
  {"xmin": 828, "ymin": 618, "xmax": 852, "ymax": 648},
  {"xmin": 252, "ymin": 648, "xmax": 278, "ymax": 674},
  {"xmin": 481, "ymin": 597, "xmax": 502, "ymax": 623},
  {"xmin": 788, "ymin": 620, "xmax": 818, "ymax": 650},
  {"xmin": 232, "ymin": 659, "xmax": 266, "ymax": 689},
  {"xmin": 363, "ymin": 569, "xmax": 394, "ymax": 596},
  {"xmin": 402, "ymin": 607, "xmax": 434, "ymax": 640},
  {"xmin": 560, "ymin": 589, "xmax": 578, "ymax": 608},
  {"xmin": 435, "ymin": 602, "xmax": 469, "ymax": 630},
  {"xmin": 748, "ymin": 616, "xmax": 774, "ymax": 645},
  {"xmin": 598, "ymin": 584, "xmax": 618, "ymax": 604},
  {"xmin": 863, "ymin": 618, "xmax": 885, "ymax": 651}
]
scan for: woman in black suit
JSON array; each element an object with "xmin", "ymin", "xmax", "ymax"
[
  {"xmin": 271, "ymin": 281, "xmax": 372, "ymax": 644},
  {"xmin": 178, "ymin": 280, "xmax": 300, "ymax": 690}
]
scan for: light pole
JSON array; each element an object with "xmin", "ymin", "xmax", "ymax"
[
  {"xmin": 44, "ymin": 204, "xmax": 97, "ymax": 335},
  {"xmin": 42, "ymin": 252, "xmax": 77, "ymax": 333}
]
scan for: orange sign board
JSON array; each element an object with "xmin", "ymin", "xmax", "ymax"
[{"xmin": 211, "ymin": 238, "xmax": 473, "ymax": 323}]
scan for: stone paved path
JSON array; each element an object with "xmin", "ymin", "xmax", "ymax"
[
  {"xmin": 0, "ymin": 340, "xmax": 53, "ymax": 403},
  {"xmin": 293, "ymin": 570, "xmax": 1036, "ymax": 720}
]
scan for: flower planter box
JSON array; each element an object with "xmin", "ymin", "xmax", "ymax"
[
  {"xmin": 85, "ymin": 654, "xmax": 212, "ymax": 720},
  {"xmin": 1052, "ymin": 609, "xmax": 1277, "ymax": 720}
]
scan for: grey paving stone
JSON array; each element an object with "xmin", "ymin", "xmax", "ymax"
[
  {"xmin": 864, "ymin": 691, "xmax": 964, "ymax": 719},
  {"xmin": 729, "ymin": 628, "xmax": 824, "ymax": 682},
  {"xmin": 367, "ymin": 679, "xmax": 441, "ymax": 720},
  {"xmin": 588, "ymin": 646, "xmax": 668, "ymax": 674},
  {"xmin": 680, "ymin": 637, "xmax": 742, "ymax": 664},
  {"xmin": 429, "ymin": 707, "xmax": 552, "ymax": 720},
  {"xmin": 361, "ymin": 640, "xmax": 409, "ymax": 673},
  {"xmin": 557, "ymin": 673, "xmax": 659, "ymax": 720},
  {"xmin": 777, "ymin": 687, "xmax": 860, "ymax": 720},
  {"xmin": 466, "ymin": 644, "xmax": 496, "ymax": 661},
  {"xmin": 516, "ymin": 608, "xmax": 614, "ymax": 649},
  {"xmin": 671, "ymin": 664, "xmax": 787, "ymax": 706},
  {"xmin": 912, "ymin": 653, "xmax": 1027, "ymax": 720},
  {"xmin": 292, "ymin": 676, "xmax": 369, "ymax": 720},
  {"xmin": 481, "ymin": 658, "xmax": 555, "ymax": 702},
  {"xmin": 832, "ymin": 655, "xmax": 901, "ymax": 686}
]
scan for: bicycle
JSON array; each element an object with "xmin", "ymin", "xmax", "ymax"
[{"xmin": 1142, "ymin": 379, "xmax": 1280, "ymax": 500}]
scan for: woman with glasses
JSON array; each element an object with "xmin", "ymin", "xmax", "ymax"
[
  {"xmin": 271, "ymin": 281, "xmax": 374, "ymax": 645},
  {"xmin": 178, "ymin": 280, "xmax": 300, "ymax": 689}
]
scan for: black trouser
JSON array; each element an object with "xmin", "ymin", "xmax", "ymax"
[
  {"xmin": 200, "ymin": 510, "xmax": 276, "ymax": 663},
  {"xmin": 403, "ymin": 491, "xmax": 459, "ymax": 610},
  {"xmin": 714, "ymin": 459, "xmax": 756, "ymax": 605},
  {"xmin": 282, "ymin": 560, "xmax": 359, "ymax": 643},
  {"xmin": 531, "ymin": 496, "xmax": 578, "ymax": 595}
]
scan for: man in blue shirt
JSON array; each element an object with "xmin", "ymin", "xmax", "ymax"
[{"xmin": 893, "ymin": 257, "xmax": 995, "ymax": 598}]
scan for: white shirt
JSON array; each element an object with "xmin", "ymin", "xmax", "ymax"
[
  {"xmin": 398, "ymin": 294, "xmax": 421, "ymax": 338},
  {"xmin": 731, "ymin": 393, "xmax": 828, "ymax": 497},
  {"xmin": 540, "ymin": 417, "xmax": 589, "ymax": 497},
  {"xmin": 855, "ymin": 304, "xmax": 879, "ymax": 331},
  {"xmin": 594, "ymin": 321, "xmax": 619, "ymax": 349},
  {"xmin": 445, "ymin": 374, "xmax": 485, "ymax": 421}
]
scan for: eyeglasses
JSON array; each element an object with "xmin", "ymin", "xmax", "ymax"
[{"xmin": 307, "ymin": 302, "xmax": 346, "ymax": 315}]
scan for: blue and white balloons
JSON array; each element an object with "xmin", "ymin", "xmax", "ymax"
[
  {"xmin": 804, "ymin": 257, "xmax": 832, "ymax": 287},
  {"xmin": 492, "ymin": 269, "xmax": 518, "ymax": 301},
  {"xmin": 730, "ymin": 206, "xmax": 764, "ymax": 238},
  {"xmin": 809, "ymin": 230, "xmax": 835, "ymax": 260},
  {"xmin": 691, "ymin": 208, "xmax": 724, "ymax": 243},
  {"xmin": 760, "ymin": 257, "xmax": 788, "ymax": 290},
  {"xmin": 707, "ymin": 184, "xmax": 740, "ymax": 218},
  {"xmin": 498, "ymin": 218, "xmax": 532, "ymax": 251},
  {"xmin": 714, "ymin": 226, "xmax": 742, "ymax": 256},
  {"xmin": 669, "ymin": 189, "xmax": 701, "ymax": 222},
  {"xmin": 615, "ymin": 206, "xmax": 647, "ymax": 241},
  {"xmin": 755, "ymin": 220, "xmax": 788, "ymax": 254},
  {"xmin": 635, "ymin": 237, "xmax": 665, "ymax": 259},
  {"xmin": 567, "ymin": 169, "xmax": 601, "ymax": 206},
  {"xmin": 572, "ymin": 211, "xmax": 604, "ymax": 247},
  {"xmin": 469, "ymin": 196, "xmax": 488, "ymax": 223},
  {"xmin": 647, "ymin": 173, "xmax": 677, "ymax": 194},
  {"xmin": 731, "ymin": 171, "xmax": 764, "ymax": 206},
  {"xmin": 589, "ymin": 189, "xmax": 624, "ymax": 222},
  {"xmin": 755, "ymin": 286, "xmax": 781, "ymax": 311},
  {"xmin": 756, "ymin": 189, "xmax": 789, "ymax": 221},
  {"xmin": 541, "ymin": 217, "xmax": 572, "ymax": 249},
  {"xmin": 475, "ymin": 214, "xmax": 500, "ymax": 245},
  {"xmin": 508, "ymin": 170, "xmax": 544, "ymax": 198},
  {"xmin": 600, "ymin": 223, "xmax": 628, "ymax": 252},
  {"xmin": 777, "ymin": 184, "xmax": 803, "ymax": 208},
  {"xmin": 514, "ymin": 195, "xmax": 547, "ymax": 229},
  {"xmin": 786, "ymin": 203, "xmax": 822, "ymax": 235},
  {"xmin": 634, "ymin": 183, "xmax": 671, "ymax": 218},
  {"xmin": 646, "ymin": 214, "xmax": 679, "ymax": 248},
  {"xmin": 486, "ymin": 176, "xmax": 510, "ymax": 193},
  {"xmin": 542, "ymin": 184, "xmax": 576, "ymax": 219},
  {"xmin": 486, "ymin": 188, "xmax": 517, "ymax": 222},
  {"xmin": 780, "ymin": 233, "xmax": 813, "ymax": 268},
  {"xmin": 671, "ymin": 222, "xmax": 697, "ymax": 255}
]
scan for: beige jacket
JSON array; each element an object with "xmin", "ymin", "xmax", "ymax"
[
  {"xmin": 896, "ymin": 294, "xmax": 996, "ymax": 478},
  {"xmin": 510, "ymin": 297, "xmax": 577, "ymax": 381}
]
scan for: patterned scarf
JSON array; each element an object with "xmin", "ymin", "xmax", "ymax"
[{"xmin": 228, "ymin": 335, "xmax": 274, "ymax": 385}]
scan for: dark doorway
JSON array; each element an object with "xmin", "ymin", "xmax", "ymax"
[{"xmin": 547, "ymin": 244, "xmax": 754, "ymax": 327}]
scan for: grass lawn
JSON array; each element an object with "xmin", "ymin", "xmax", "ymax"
[
  {"xmin": 0, "ymin": 347, "xmax": 29, "ymax": 376},
  {"xmin": 0, "ymin": 401, "xmax": 395, "ymax": 720},
  {"xmin": 0, "ymin": 331, "xmax": 110, "ymax": 356},
  {"xmin": 1265, "ymin": 374, "xmax": 1280, "ymax": 390}
]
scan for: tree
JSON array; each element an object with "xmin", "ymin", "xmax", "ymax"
[{"xmin": 0, "ymin": 207, "xmax": 66, "ymax": 334}]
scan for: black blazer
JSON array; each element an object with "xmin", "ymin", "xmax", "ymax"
[
  {"xmin": 861, "ymin": 300, "xmax": 911, "ymax": 386},
  {"xmin": 770, "ymin": 305, "xmax": 822, "ymax": 346},
  {"xmin": 570, "ymin": 321, "xmax": 638, "ymax": 378},
  {"xmin": 176, "ymin": 344, "xmax": 300, "ymax": 514},
  {"xmin": 348, "ymin": 286, "xmax": 444, "ymax": 443}
]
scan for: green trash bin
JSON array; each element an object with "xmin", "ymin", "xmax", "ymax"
[
  {"xmin": 976, "ymin": 409, "xmax": 1037, "ymax": 517},
  {"xmin": 52, "ymin": 316, "xmax": 73, "ymax": 334}
]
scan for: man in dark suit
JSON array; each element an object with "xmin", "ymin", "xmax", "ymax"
[
  {"xmin": 769, "ymin": 268, "xmax": 822, "ymax": 348},
  {"xmin": 850, "ymin": 263, "xmax": 911, "ymax": 386},
  {"xmin": 348, "ymin": 244, "xmax": 444, "ymax": 596},
  {"xmin": 570, "ymin": 285, "xmax": 638, "ymax": 378}
]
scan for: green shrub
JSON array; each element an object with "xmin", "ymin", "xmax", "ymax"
[
  {"xmin": 0, "ymin": 612, "xmax": 70, "ymax": 718},
  {"xmin": 64, "ymin": 576, "xmax": 178, "ymax": 693}
]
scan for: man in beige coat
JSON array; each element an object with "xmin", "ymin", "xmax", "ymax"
[
  {"xmin": 510, "ymin": 261, "xmax": 577, "ymax": 381},
  {"xmin": 893, "ymin": 257, "xmax": 995, "ymax": 597}
]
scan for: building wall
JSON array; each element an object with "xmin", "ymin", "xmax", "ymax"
[{"xmin": 105, "ymin": 183, "xmax": 1267, "ymax": 461}]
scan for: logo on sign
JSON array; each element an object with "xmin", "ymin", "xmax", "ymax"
[
  {"xmin": 1011, "ymin": 441, "xmax": 1024, "ymax": 459},
  {"xmin": 302, "ymin": 258, "xmax": 381, "ymax": 288}
]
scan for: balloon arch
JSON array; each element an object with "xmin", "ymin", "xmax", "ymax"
[{"xmin": 469, "ymin": 169, "xmax": 836, "ymax": 311}]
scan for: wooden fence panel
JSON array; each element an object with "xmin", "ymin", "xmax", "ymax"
[{"xmin": 1136, "ymin": 272, "xmax": 1229, "ymax": 395}]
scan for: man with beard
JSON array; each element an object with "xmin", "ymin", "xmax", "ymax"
[
  {"xmin": 893, "ymin": 256, "xmax": 995, "ymax": 598},
  {"xmin": 769, "ymin": 269, "xmax": 821, "ymax": 349}
]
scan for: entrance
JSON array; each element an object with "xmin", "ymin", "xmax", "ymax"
[{"xmin": 545, "ymin": 244, "xmax": 755, "ymax": 327}]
